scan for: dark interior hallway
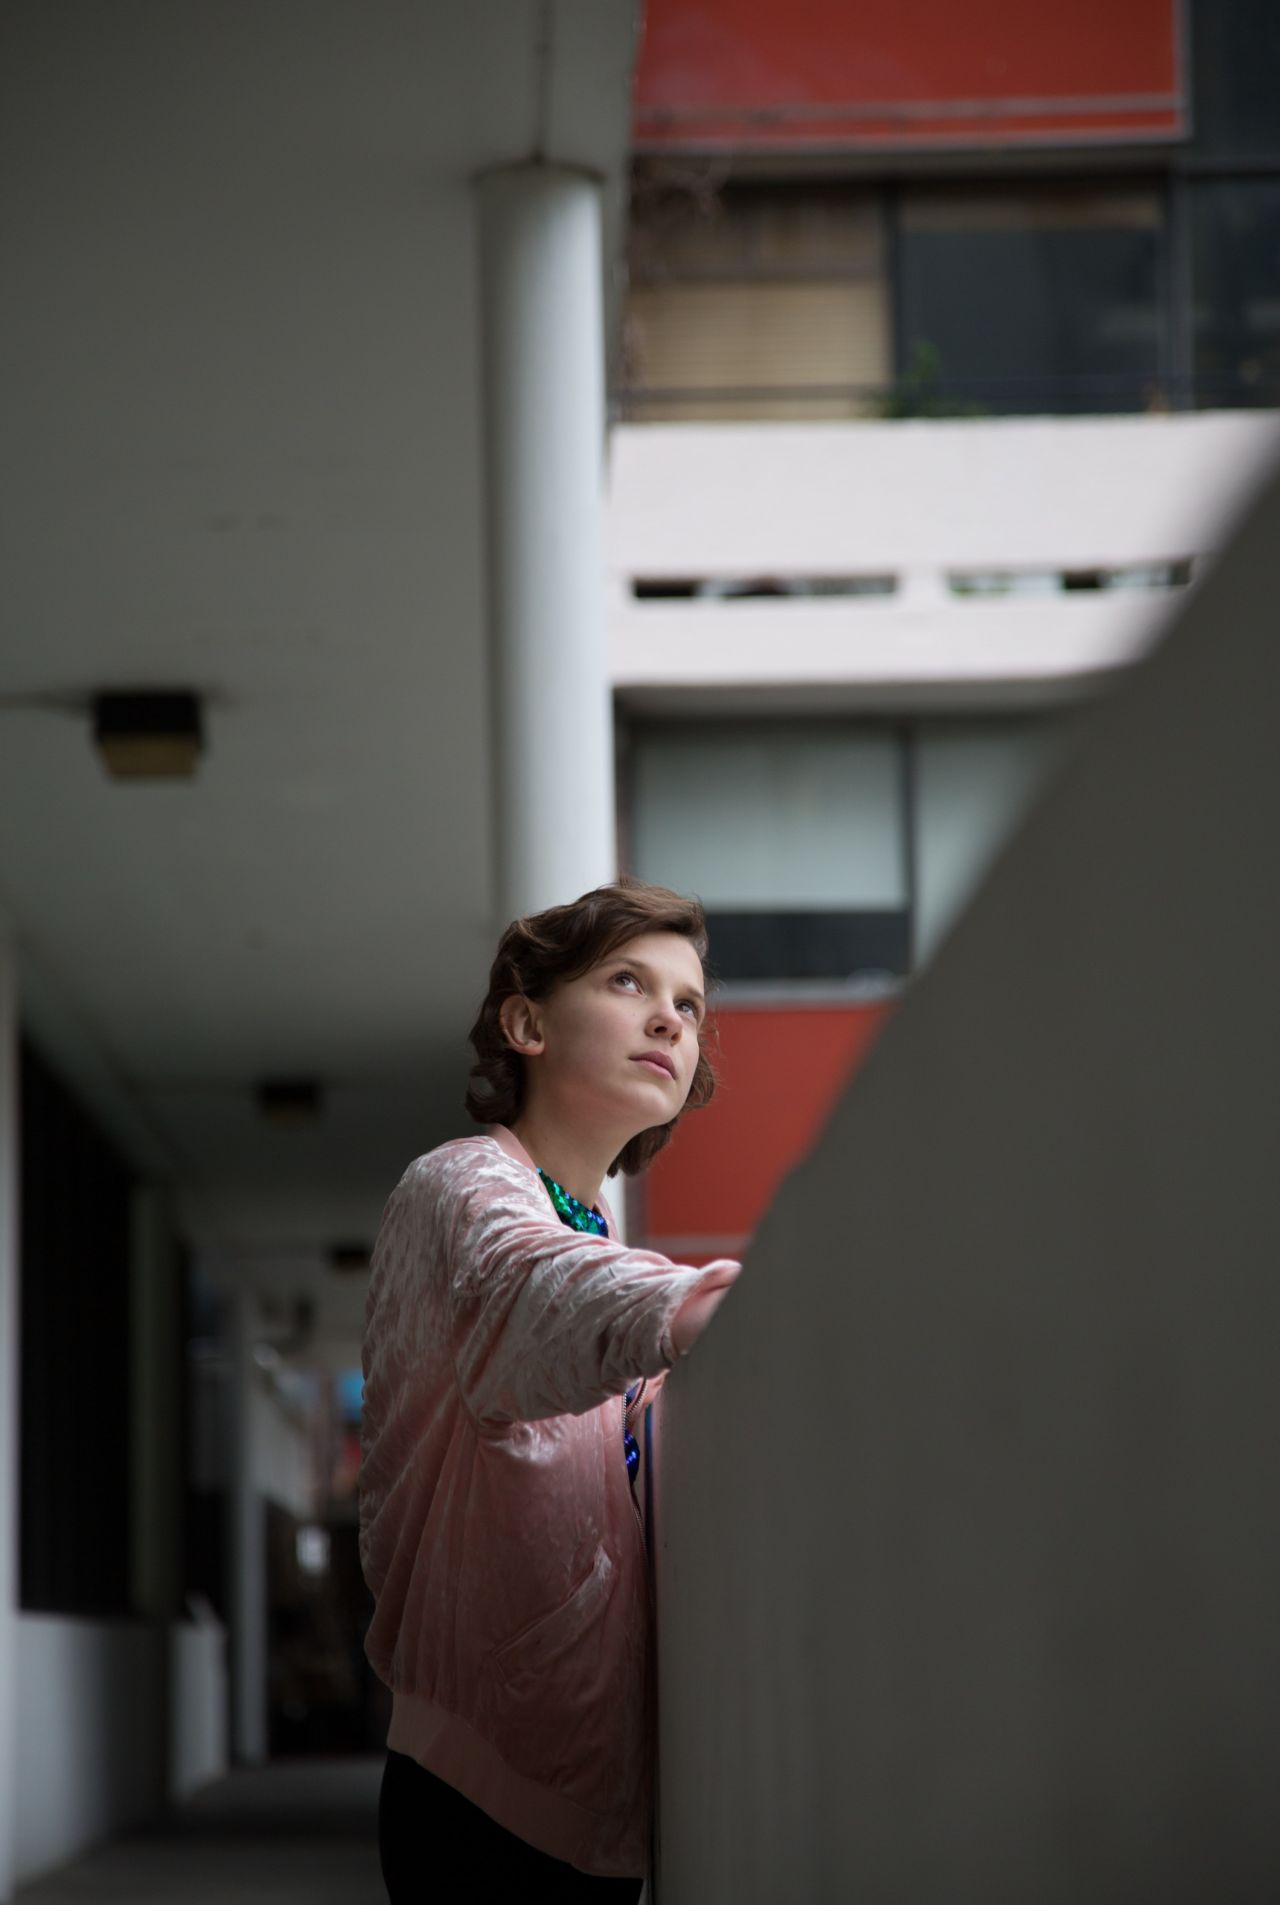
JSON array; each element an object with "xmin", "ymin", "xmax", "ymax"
[{"xmin": 16, "ymin": 1758, "xmax": 385, "ymax": 1903}]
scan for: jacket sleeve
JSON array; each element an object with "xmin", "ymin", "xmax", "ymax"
[{"xmin": 437, "ymin": 1154, "xmax": 742, "ymax": 1429}]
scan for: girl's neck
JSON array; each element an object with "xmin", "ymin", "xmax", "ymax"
[{"xmin": 506, "ymin": 1109, "xmax": 615, "ymax": 1214}]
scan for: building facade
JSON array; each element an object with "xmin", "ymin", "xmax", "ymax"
[{"xmin": 611, "ymin": 0, "xmax": 1280, "ymax": 1262}]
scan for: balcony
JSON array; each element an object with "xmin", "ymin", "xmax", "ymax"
[{"xmin": 607, "ymin": 409, "xmax": 1280, "ymax": 712}]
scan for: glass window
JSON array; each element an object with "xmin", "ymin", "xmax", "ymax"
[
  {"xmin": 895, "ymin": 183, "xmax": 1167, "ymax": 415},
  {"xmin": 1190, "ymin": 0, "xmax": 1280, "ymax": 160},
  {"xmin": 913, "ymin": 716, "xmax": 1078, "ymax": 967},
  {"xmin": 1190, "ymin": 178, "xmax": 1280, "ymax": 408},
  {"xmin": 630, "ymin": 721, "xmax": 904, "ymax": 908},
  {"xmin": 626, "ymin": 721, "xmax": 910, "ymax": 981}
]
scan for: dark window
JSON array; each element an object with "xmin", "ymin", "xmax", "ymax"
[
  {"xmin": 19, "ymin": 1035, "xmax": 134, "ymax": 1616},
  {"xmin": 1190, "ymin": 177, "xmax": 1280, "ymax": 407},
  {"xmin": 183, "ymin": 1256, "xmax": 225, "ymax": 1620},
  {"xmin": 1189, "ymin": 0, "xmax": 1280, "ymax": 161},
  {"xmin": 895, "ymin": 183, "xmax": 1168, "ymax": 415},
  {"xmin": 704, "ymin": 910, "xmax": 910, "ymax": 983}
]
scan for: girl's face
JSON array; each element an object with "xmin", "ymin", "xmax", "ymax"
[{"xmin": 505, "ymin": 930, "xmax": 706, "ymax": 1129}]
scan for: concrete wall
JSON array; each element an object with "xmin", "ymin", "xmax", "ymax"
[
  {"xmin": 608, "ymin": 413, "xmax": 1280, "ymax": 709},
  {"xmin": 170, "ymin": 1613, "xmax": 229, "ymax": 1805},
  {"xmin": 11, "ymin": 1617, "xmax": 166, "ymax": 1888},
  {"xmin": 651, "ymin": 445, "xmax": 1280, "ymax": 1899},
  {"xmin": 8, "ymin": 1611, "xmax": 227, "ymax": 1885}
]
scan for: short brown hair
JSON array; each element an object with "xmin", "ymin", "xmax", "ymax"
[{"xmin": 463, "ymin": 875, "xmax": 722, "ymax": 1177}]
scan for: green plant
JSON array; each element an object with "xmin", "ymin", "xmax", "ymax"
[{"xmin": 877, "ymin": 339, "xmax": 988, "ymax": 419}]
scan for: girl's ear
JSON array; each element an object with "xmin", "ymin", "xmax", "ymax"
[{"xmin": 499, "ymin": 993, "xmax": 545, "ymax": 1056}]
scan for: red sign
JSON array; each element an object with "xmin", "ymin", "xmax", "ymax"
[
  {"xmin": 638, "ymin": 997, "xmax": 897, "ymax": 1265},
  {"xmin": 633, "ymin": 0, "xmax": 1186, "ymax": 152}
]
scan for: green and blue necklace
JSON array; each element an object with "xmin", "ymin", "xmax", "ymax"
[{"xmin": 537, "ymin": 1166, "xmax": 608, "ymax": 1237}]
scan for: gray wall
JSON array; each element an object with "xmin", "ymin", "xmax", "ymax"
[{"xmin": 651, "ymin": 448, "xmax": 1280, "ymax": 1901}]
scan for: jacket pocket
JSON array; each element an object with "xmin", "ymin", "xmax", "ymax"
[{"xmin": 487, "ymin": 1542, "xmax": 615, "ymax": 1683}]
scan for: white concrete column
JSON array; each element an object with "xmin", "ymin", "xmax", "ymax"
[
  {"xmin": 226, "ymin": 1288, "xmax": 267, "ymax": 1764},
  {"xmin": 474, "ymin": 161, "xmax": 618, "ymax": 925},
  {"xmin": 0, "ymin": 930, "xmax": 19, "ymax": 1902}
]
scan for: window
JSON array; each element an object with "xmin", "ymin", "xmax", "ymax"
[
  {"xmin": 1190, "ymin": 178, "xmax": 1280, "ymax": 407},
  {"xmin": 622, "ymin": 177, "xmax": 890, "ymax": 421},
  {"xmin": 913, "ymin": 715, "xmax": 1078, "ymax": 966},
  {"xmin": 1189, "ymin": 0, "xmax": 1280, "ymax": 161},
  {"xmin": 895, "ymin": 182, "xmax": 1168, "ymax": 415},
  {"xmin": 626, "ymin": 720, "xmax": 911, "ymax": 980}
]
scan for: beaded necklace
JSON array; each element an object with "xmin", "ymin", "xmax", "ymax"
[{"xmin": 536, "ymin": 1166, "xmax": 641, "ymax": 1492}]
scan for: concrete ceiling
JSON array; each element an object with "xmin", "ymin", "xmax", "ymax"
[{"xmin": 0, "ymin": 0, "xmax": 639, "ymax": 1310}]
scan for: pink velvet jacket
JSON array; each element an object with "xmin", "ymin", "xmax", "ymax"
[{"xmin": 357, "ymin": 1122, "xmax": 742, "ymax": 1879}]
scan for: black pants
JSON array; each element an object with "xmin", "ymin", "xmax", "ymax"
[{"xmin": 378, "ymin": 1746, "xmax": 645, "ymax": 1903}]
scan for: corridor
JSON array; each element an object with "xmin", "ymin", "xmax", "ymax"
[{"xmin": 16, "ymin": 1759, "xmax": 385, "ymax": 1904}]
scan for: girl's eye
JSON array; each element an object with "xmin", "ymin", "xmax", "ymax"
[{"xmin": 614, "ymin": 971, "xmax": 700, "ymax": 1019}]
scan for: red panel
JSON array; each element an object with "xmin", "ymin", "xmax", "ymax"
[
  {"xmin": 633, "ymin": 0, "xmax": 1185, "ymax": 151},
  {"xmin": 640, "ymin": 998, "xmax": 897, "ymax": 1264}
]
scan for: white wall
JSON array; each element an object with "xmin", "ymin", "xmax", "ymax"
[
  {"xmin": 11, "ymin": 1618, "xmax": 165, "ymax": 1889},
  {"xmin": 611, "ymin": 414, "xmax": 1280, "ymax": 579},
  {"xmin": 169, "ymin": 1612, "xmax": 229, "ymax": 1804},
  {"xmin": 10, "ymin": 1610, "xmax": 228, "ymax": 1883},
  {"xmin": 608, "ymin": 413, "xmax": 1280, "ymax": 708},
  {"xmin": 650, "ymin": 446, "xmax": 1280, "ymax": 1898}
]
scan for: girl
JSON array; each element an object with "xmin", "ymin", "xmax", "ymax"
[{"xmin": 359, "ymin": 877, "xmax": 743, "ymax": 1900}]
